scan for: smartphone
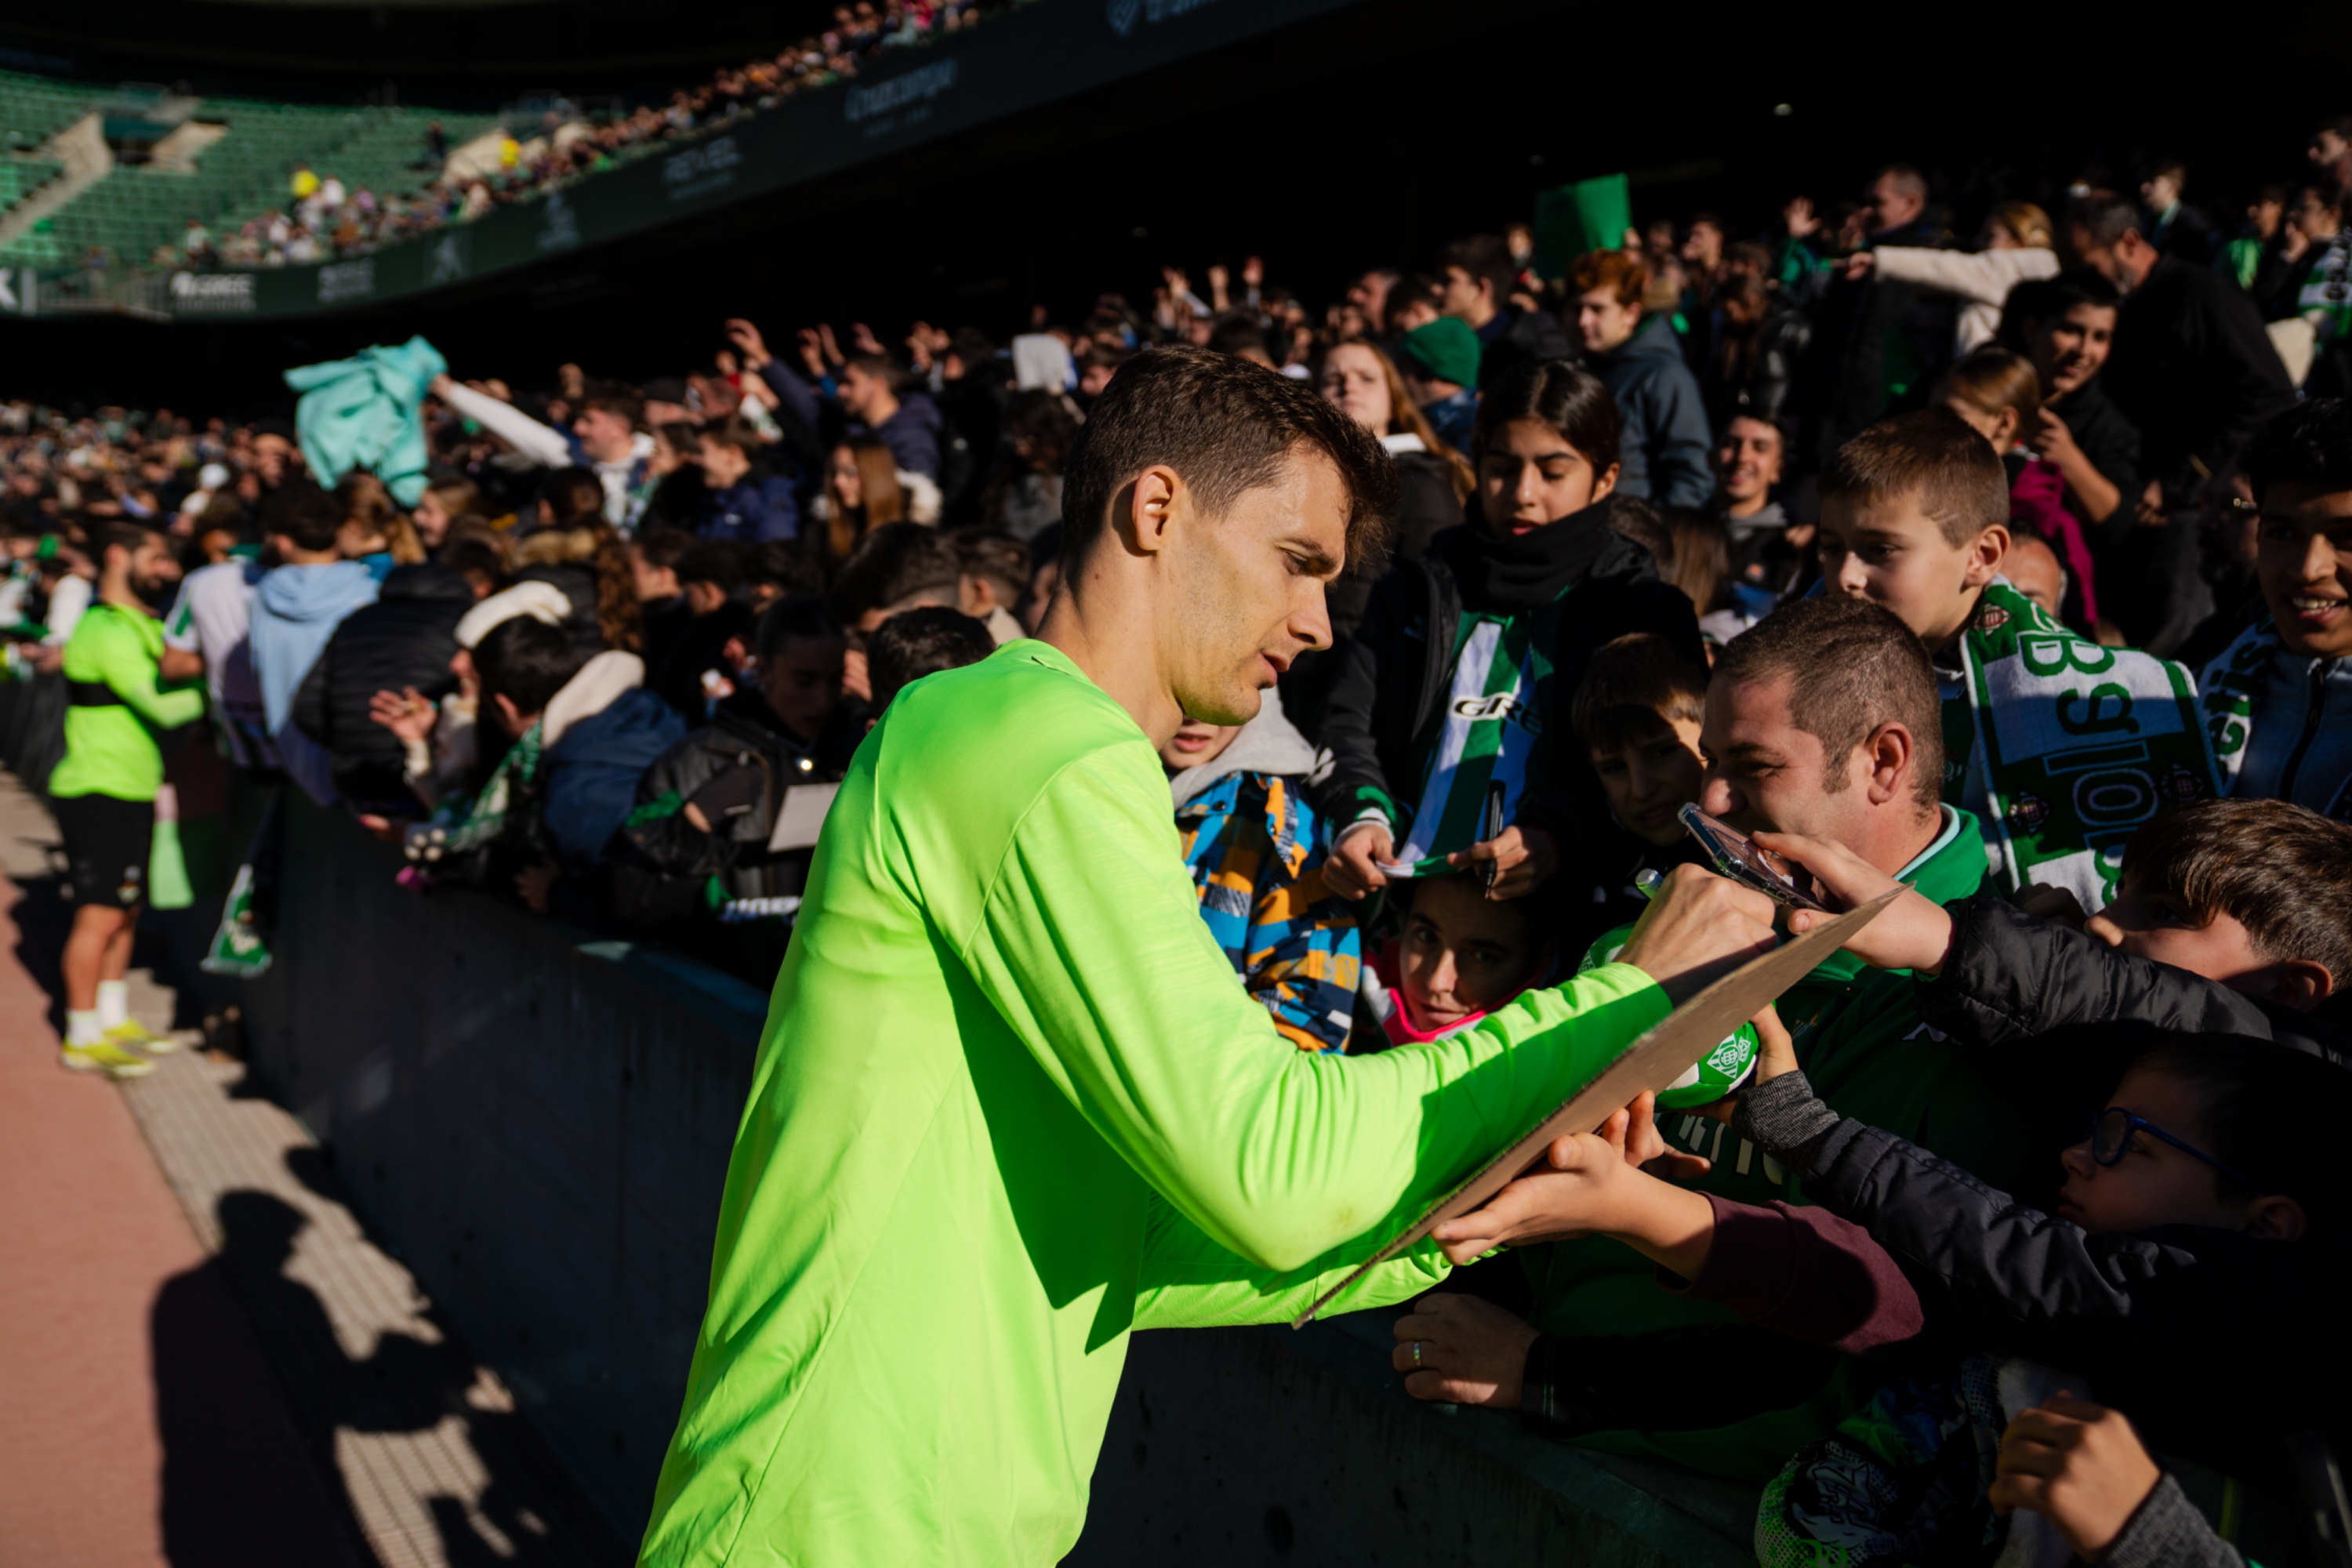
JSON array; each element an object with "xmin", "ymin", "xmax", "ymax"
[{"xmin": 1676, "ymin": 804, "xmax": 1828, "ymax": 913}]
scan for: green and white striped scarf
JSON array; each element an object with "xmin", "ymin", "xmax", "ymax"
[{"xmin": 1951, "ymin": 582, "xmax": 2217, "ymax": 911}]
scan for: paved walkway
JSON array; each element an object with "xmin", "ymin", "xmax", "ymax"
[{"xmin": 0, "ymin": 773, "xmax": 612, "ymax": 1568}]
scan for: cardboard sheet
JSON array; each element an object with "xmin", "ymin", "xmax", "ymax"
[{"xmin": 1291, "ymin": 890, "xmax": 1898, "ymax": 1327}]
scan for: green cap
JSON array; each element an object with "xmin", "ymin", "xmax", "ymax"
[{"xmin": 1395, "ymin": 318, "xmax": 1481, "ymax": 390}]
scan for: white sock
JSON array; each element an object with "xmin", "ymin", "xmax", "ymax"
[
  {"xmin": 96, "ymin": 979, "xmax": 129, "ymax": 1029},
  {"xmin": 67, "ymin": 1010, "xmax": 103, "ymax": 1047}
]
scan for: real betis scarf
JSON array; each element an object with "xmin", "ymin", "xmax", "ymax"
[
  {"xmin": 1388, "ymin": 605, "xmax": 1559, "ymax": 875},
  {"xmin": 402, "ymin": 719, "xmax": 546, "ymax": 871},
  {"xmin": 202, "ymin": 789, "xmax": 281, "ymax": 979},
  {"xmin": 2200, "ymin": 612, "xmax": 2352, "ymax": 820},
  {"xmin": 1954, "ymin": 581, "xmax": 2217, "ymax": 910}
]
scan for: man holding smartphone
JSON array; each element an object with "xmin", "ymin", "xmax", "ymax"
[
  {"xmin": 635, "ymin": 348, "xmax": 1781, "ymax": 1568},
  {"xmin": 1406, "ymin": 591, "xmax": 2031, "ymax": 1479}
]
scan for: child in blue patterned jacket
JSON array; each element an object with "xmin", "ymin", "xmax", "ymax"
[{"xmin": 1162, "ymin": 687, "xmax": 1360, "ymax": 1052}]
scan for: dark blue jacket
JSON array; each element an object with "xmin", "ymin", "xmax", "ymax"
[
  {"xmin": 539, "ymin": 687, "xmax": 688, "ymax": 877},
  {"xmin": 757, "ymin": 361, "xmax": 945, "ymax": 479},
  {"xmin": 696, "ymin": 471, "xmax": 800, "ymax": 544},
  {"xmin": 1591, "ymin": 313, "xmax": 1716, "ymax": 509}
]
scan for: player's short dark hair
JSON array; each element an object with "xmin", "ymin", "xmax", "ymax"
[
  {"xmin": 93, "ymin": 519, "xmax": 166, "ymax": 564},
  {"xmin": 1713, "ymin": 594, "xmax": 1944, "ymax": 811},
  {"xmin": 473, "ymin": 614, "xmax": 585, "ymax": 717},
  {"xmin": 1822, "ymin": 408, "xmax": 2009, "ymax": 548},
  {"xmin": 260, "ymin": 480, "xmax": 343, "ymax": 554},
  {"xmin": 868, "ymin": 605, "xmax": 994, "ymax": 711},
  {"xmin": 1059, "ymin": 344, "xmax": 1396, "ymax": 577}
]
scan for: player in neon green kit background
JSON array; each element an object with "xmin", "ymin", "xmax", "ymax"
[{"xmin": 637, "ymin": 347, "xmax": 1781, "ymax": 1566}]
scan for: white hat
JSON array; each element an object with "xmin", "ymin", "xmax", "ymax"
[{"xmin": 456, "ymin": 579, "xmax": 572, "ymax": 649}]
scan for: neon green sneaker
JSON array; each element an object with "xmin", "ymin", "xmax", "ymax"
[
  {"xmin": 60, "ymin": 1040, "xmax": 157, "ymax": 1079},
  {"xmin": 103, "ymin": 1019, "xmax": 177, "ymax": 1054}
]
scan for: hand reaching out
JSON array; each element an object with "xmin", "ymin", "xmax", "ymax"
[
  {"xmin": 796, "ymin": 328, "xmax": 828, "ymax": 379},
  {"xmin": 1988, "ymin": 1395, "xmax": 2162, "ymax": 1562},
  {"xmin": 815, "ymin": 322, "xmax": 845, "ymax": 366},
  {"xmin": 1784, "ymin": 196, "xmax": 1820, "ymax": 239},
  {"xmin": 1444, "ymin": 825, "xmax": 1557, "ymax": 900},
  {"xmin": 368, "ymin": 687, "xmax": 437, "ymax": 744},
  {"xmin": 1241, "ymin": 253, "xmax": 1265, "ymax": 292},
  {"xmin": 723, "ymin": 317, "xmax": 773, "ymax": 369},
  {"xmin": 1323, "ymin": 822, "xmax": 1394, "ymax": 902},
  {"xmin": 1389, "ymin": 1293, "xmax": 1537, "ymax": 1408},
  {"xmin": 848, "ymin": 321, "xmax": 885, "ymax": 358}
]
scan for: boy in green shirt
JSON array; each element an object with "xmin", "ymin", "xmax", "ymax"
[
  {"xmin": 637, "ymin": 347, "xmax": 1784, "ymax": 1566},
  {"xmin": 50, "ymin": 521, "xmax": 204, "ymax": 1078}
]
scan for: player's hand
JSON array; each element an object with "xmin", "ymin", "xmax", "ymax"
[
  {"xmin": 1324, "ymin": 822, "xmax": 1394, "ymax": 902},
  {"xmin": 1988, "ymin": 1395, "xmax": 2162, "ymax": 1562},
  {"xmin": 1446, "ymin": 825, "xmax": 1556, "ymax": 900},
  {"xmin": 1612, "ymin": 865, "xmax": 1779, "ymax": 1005},
  {"xmin": 1390, "ymin": 1294, "xmax": 1537, "ymax": 1409}
]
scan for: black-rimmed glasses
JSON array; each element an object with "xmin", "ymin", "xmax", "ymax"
[{"xmin": 2076, "ymin": 1106, "xmax": 2263, "ymax": 1192}]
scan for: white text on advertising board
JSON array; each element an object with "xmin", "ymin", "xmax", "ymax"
[
  {"xmin": 662, "ymin": 136, "xmax": 743, "ymax": 203},
  {"xmin": 169, "ymin": 271, "xmax": 256, "ymax": 314},
  {"xmin": 844, "ymin": 59, "xmax": 958, "ymax": 125}
]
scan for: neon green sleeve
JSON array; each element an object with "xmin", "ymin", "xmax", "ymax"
[
  {"xmin": 1131, "ymin": 1190, "xmax": 1450, "ymax": 1329},
  {"xmin": 959, "ymin": 746, "xmax": 1671, "ymax": 1276},
  {"xmin": 90, "ymin": 611, "xmax": 205, "ymax": 729}
]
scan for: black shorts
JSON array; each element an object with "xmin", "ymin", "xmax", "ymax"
[{"xmin": 53, "ymin": 792, "xmax": 154, "ymax": 910}]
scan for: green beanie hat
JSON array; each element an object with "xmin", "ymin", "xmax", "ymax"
[{"xmin": 1395, "ymin": 318, "xmax": 1482, "ymax": 389}]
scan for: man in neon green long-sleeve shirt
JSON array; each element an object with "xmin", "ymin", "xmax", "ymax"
[
  {"xmin": 638, "ymin": 347, "xmax": 1780, "ymax": 1566},
  {"xmin": 49, "ymin": 520, "xmax": 201, "ymax": 1078}
]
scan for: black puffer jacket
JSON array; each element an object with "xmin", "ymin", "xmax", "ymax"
[
  {"xmin": 1311, "ymin": 501, "xmax": 1703, "ymax": 884},
  {"xmin": 1757, "ymin": 1089, "xmax": 2352, "ymax": 1485},
  {"xmin": 608, "ymin": 693, "xmax": 864, "ymax": 938},
  {"xmin": 292, "ymin": 563, "xmax": 472, "ymax": 811},
  {"xmin": 1924, "ymin": 888, "xmax": 2352, "ymax": 1067}
]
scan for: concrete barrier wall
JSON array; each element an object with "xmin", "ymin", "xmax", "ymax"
[{"xmin": 244, "ymin": 795, "xmax": 1759, "ymax": 1565}]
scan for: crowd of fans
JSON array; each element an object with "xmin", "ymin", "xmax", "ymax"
[
  {"xmin": 161, "ymin": 1, "xmax": 1000, "ymax": 271},
  {"xmin": 11, "ymin": 113, "xmax": 2352, "ymax": 1568}
]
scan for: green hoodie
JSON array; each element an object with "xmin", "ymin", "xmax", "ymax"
[
  {"xmin": 637, "ymin": 641, "xmax": 1673, "ymax": 1566},
  {"xmin": 1523, "ymin": 806, "xmax": 2044, "ymax": 1478}
]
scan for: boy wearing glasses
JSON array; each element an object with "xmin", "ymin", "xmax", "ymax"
[{"xmin": 1405, "ymin": 1029, "xmax": 2351, "ymax": 1568}]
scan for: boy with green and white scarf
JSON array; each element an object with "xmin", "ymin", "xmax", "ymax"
[{"xmin": 1812, "ymin": 410, "xmax": 2218, "ymax": 913}]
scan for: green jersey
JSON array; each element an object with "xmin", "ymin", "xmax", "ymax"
[
  {"xmin": 49, "ymin": 600, "xmax": 207, "ymax": 803},
  {"xmin": 637, "ymin": 641, "xmax": 1671, "ymax": 1566}
]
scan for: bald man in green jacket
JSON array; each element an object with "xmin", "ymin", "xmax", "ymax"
[{"xmin": 638, "ymin": 347, "xmax": 1779, "ymax": 1566}]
